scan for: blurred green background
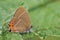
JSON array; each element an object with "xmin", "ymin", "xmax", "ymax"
[{"xmin": 0, "ymin": 0, "xmax": 60, "ymax": 40}]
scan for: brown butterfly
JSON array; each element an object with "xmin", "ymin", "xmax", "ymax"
[{"xmin": 8, "ymin": 6, "xmax": 32, "ymax": 34}]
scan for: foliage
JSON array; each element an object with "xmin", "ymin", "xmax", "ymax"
[{"xmin": 0, "ymin": 0, "xmax": 60, "ymax": 40}]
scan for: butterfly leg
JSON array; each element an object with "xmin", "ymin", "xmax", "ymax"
[{"xmin": 19, "ymin": 31, "xmax": 27, "ymax": 35}]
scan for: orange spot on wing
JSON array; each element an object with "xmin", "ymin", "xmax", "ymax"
[{"xmin": 9, "ymin": 22, "xmax": 15, "ymax": 32}]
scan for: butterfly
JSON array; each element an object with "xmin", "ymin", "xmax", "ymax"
[{"xmin": 8, "ymin": 6, "xmax": 32, "ymax": 34}]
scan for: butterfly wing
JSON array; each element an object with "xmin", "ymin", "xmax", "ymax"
[{"xmin": 9, "ymin": 6, "xmax": 31, "ymax": 33}]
